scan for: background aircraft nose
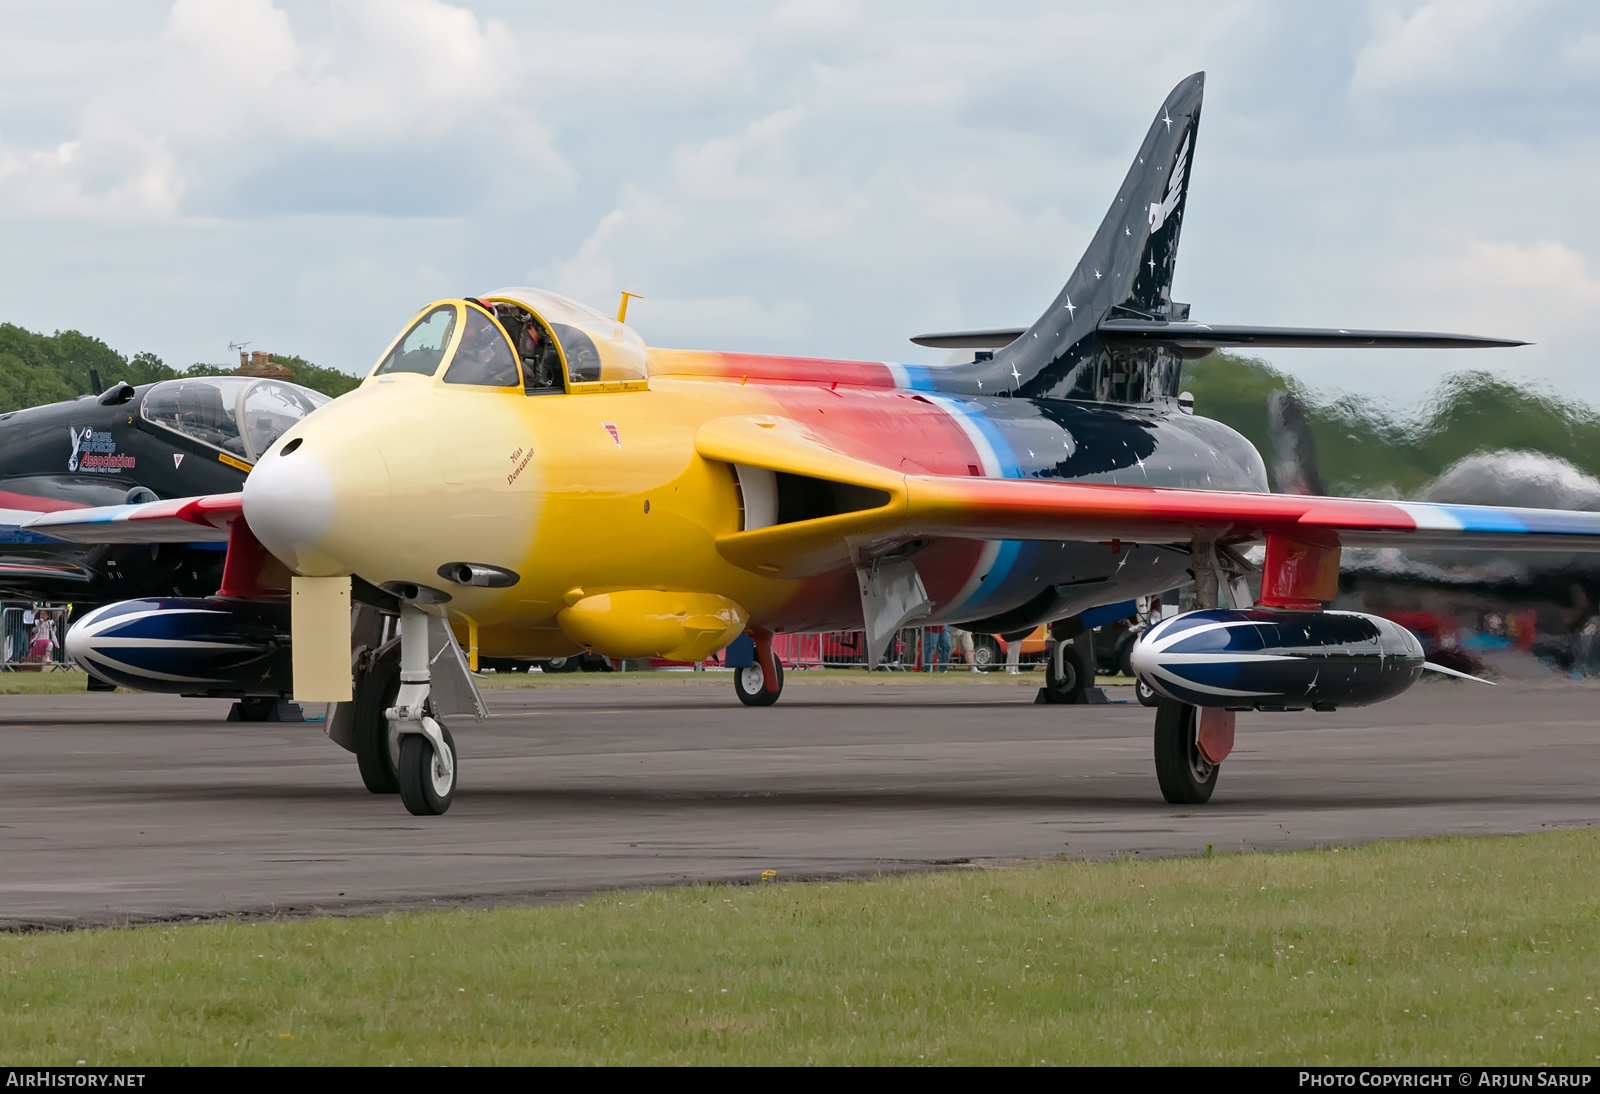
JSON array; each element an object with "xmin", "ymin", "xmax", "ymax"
[{"xmin": 243, "ymin": 414, "xmax": 392, "ymax": 577}]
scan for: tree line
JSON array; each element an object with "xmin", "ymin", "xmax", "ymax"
[
  {"xmin": 0, "ymin": 323, "xmax": 361, "ymax": 414},
  {"xmin": 1182, "ymin": 353, "xmax": 1600, "ymax": 497}
]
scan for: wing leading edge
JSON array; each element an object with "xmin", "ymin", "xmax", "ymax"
[{"xmin": 20, "ymin": 493, "xmax": 241, "ymax": 543}]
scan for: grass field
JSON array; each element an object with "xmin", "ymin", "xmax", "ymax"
[
  {"xmin": 2, "ymin": 830, "xmax": 1597, "ymax": 1065},
  {"xmin": 0, "ymin": 669, "xmax": 100, "ymax": 695}
]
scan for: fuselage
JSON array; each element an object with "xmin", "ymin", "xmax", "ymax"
[{"xmin": 244, "ymin": 300, "xmax": 1266, "ymax": 661}]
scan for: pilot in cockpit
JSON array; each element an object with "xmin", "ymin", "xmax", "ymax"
[{"xmin": 493, "ymin": 303, "xmax": 563, "ymax": 394}]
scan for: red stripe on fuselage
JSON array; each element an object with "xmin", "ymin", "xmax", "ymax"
[
  {"xmin": 715, "ymin": 353, "xmax": 901, "ymax": 389},
  {"xmin": 650, "ymin": 348, "xmax": 902, "ymax": 389}
]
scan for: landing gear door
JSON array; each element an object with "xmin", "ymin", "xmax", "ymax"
[{"xmin": 427, "ymin": 614, "xmax": 487, "ymax": 721}]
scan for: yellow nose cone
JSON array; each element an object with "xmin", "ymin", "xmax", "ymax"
[{"xmin": 244, "ymin": 380, "xmax": 541, "ymax": 587}]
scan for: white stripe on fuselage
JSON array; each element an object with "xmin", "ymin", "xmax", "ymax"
[
  {"xmin": 922, "ymin": 393, "xmax": 1005, "ymax": 622},
  {"xmin": 883, "ymin": 362, "xmax": 913, "ymax": 389}
]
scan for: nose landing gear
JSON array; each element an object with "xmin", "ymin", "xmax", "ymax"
[
  {"xmin": 399, "ymin": 722, "xmax": 457, "ymax": 815},
  {"xmin": 385, "ymin": 602, "xmax": 459, "ymax": 815}
]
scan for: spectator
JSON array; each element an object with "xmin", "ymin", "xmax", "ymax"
[
  {"xmin": 922, "ymin": 625, "xmax": 952, "ymax": 672},
  {"xmin": 28, "ymin": 612, "xmax": 56, "ymax": 664},
  {"xmin": 949, "ymin": 627, "xmax": 980, "ymax": 673}
]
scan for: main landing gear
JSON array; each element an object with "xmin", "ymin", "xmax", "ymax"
[
  {"xmin": 733, "ymin": 633, "xmax": 784, "ymax": 707},
  {"xmin": 1151, "ymin": 698, "xmax": 1234, "ymax": 805},
  {"xmin": 1037, "ymin": 638, "xmax": 1089, "ymax": 704},
  {"xmin": 351, "ymin": 641, "xmax": 402, "ymax": 794}
]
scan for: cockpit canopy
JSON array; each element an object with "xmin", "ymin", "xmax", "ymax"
[
  {"xmin": 369, "ymin": 289, "xmax": 648, "ymax": 392},
  {"xmin": 141, "ymin": 376, "xmax": 331, "ymax": 463}
]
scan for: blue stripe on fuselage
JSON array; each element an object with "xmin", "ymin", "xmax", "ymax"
[
  {"xmin": 885, "ymin": 363, "xmax": 939, "ymax": 392},
  {"xmin": 931, "ymin": 393, "xmax": 1026, "ymax": 617}
]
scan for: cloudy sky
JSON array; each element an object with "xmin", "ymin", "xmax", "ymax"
[{"xmin": 1, "ymin": 0, "xmax": 1597, "ymax": 406}]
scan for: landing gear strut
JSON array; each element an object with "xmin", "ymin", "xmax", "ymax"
[
  {"xmin": 734, "ymin": 633, "xmax": 784, "ymax": 707},
  {"xmin": 1038, "ymin": 637, "xmax": 1089, "ymax": 704},
  {"xmin": 386, "ymin": 603, "xmax": 458, "ymax": 815}
]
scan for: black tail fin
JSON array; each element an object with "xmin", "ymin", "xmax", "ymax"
[
  {"xmin": 939, "ymin": 73, "xmax": 1204, "ymax": 398},
  {"xmin": 917, "ymin": 72, "xmax": 1524, "ymax": 397}
]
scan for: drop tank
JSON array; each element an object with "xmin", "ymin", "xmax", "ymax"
[{"xmin": 1130, "ymin": 608, "xmax": 1424, "ymax": 710}]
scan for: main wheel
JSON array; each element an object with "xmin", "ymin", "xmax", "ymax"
[
  {"xmin": 353, "ymin": 645, "xmax": 401, "ymax": 794},
  {"xmin": 1153, "ymin": 698, "xmax": 1217, "ymax": 804},
  {"xmin": 734, "ymin": 659, "xmax": 783, "ymax": 707},
  {"xmin": 1135, "ymin": 676, "xmax": 1160, "ymax": 707},
  {"xmin": 972, "ymin": 637, "xmax": 998, "ymax": 671},
  {"xmin": 399, "ymin": 723, "xmax": 456, "ymax": 816},
  {"xmin": 1038, "ymin": 642, "xmax": 1087, "ymax": 704}
]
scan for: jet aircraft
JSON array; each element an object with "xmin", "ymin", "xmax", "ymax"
[
  {"xmin": 0, "ymin": 370, "xmax": 328, "ymax": 710},
  {"xmin": 33, "ymin": 73, "xmax": 1600, "ymax": 815}
]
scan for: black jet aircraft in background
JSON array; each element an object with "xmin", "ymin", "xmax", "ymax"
[{"xmin": 0, "ymin": 373, "xmax": 328, "ymax": 607}]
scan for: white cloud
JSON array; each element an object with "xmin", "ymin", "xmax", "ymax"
[
  {"xmin": 1388, "ymin": 238, "xmax": 1600, "ymax": 348},
  {"xmin": 1, "ymin": 0, "xmax": 1599, "ymax": 408},
  {"xmin": 1353, "ymin": 0, "xmax": 1540, "ymax": 94},
  {"xmin": 0, "ymin": 0, "xmax": 558, "ymax": 221}
]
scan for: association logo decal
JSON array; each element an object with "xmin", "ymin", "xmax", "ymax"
[
  {"xmin": 68, "ymin": 427, "xmax": 135, "ymax": 474},
  {"xmin": 1147, "ymin": 133, "xmax": 1190, "ymax": 235},
  {"xmin": 602, "ymin": 422, "xmax": 621, "ymax": 448}
]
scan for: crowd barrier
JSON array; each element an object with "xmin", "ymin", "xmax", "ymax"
[
  {"xmin": 767, "ymin": 628, "xmax": 1026, "ymax": 671},
  {"xmin": 0, "ymin": 605, "xmax": 72, "ymax": 671}
]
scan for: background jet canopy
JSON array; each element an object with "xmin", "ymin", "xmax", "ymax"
[{"xmin": 141, "ymin": 375, "xmax": 330, "ymax": 462}]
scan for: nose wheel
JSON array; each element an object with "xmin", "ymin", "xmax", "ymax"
[{"xmin": 399, "ymin": 722, "xmax": 456, "ymax": 816}]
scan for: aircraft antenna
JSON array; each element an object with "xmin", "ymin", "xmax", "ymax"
[{"xmin": 616, "ymin": 292, "xmax": 643, "ymax": 324}]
